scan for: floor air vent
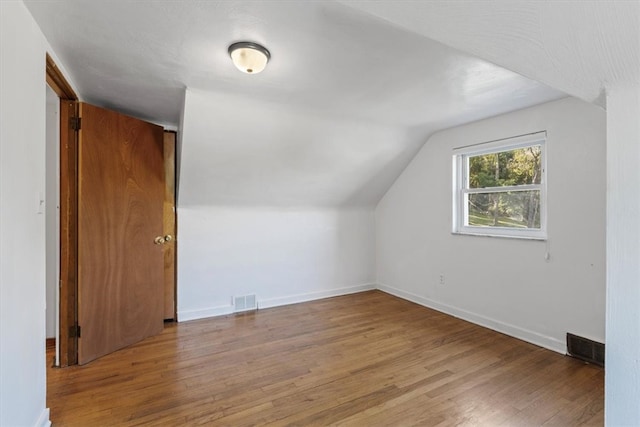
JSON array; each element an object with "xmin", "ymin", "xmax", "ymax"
[
  {"xmin": 567, "ymin": 333, "xmax": 604, "ymax": 367},
  {"xmin": 234, "ymin": 295, "xmax": 257, "ymax": 313}
]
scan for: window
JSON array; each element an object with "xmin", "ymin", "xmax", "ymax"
[{"xmin": 453, "ymin": 132, "xmax": 546, "ymax": 239}]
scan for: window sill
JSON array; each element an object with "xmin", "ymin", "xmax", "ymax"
[{"xmin": 451, "ymin": 231, "xmax": 547, "ymax": 241}]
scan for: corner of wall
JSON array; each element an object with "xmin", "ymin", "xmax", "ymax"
[{"xmin": 374, "ymin": 97, "xmax": 605, "ymax": 355}]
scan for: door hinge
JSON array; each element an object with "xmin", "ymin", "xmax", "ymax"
[
  {"xmin": 69, "ymin": 324, "xmax": 81, "ymax": 338},
  {"xmin": 70, "ymin": 116, "xmax": 81, "ymax": 131}
]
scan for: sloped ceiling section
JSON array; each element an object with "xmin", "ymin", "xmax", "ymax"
[
  {"xmin": 171, "ymin": 2, "xmax": 565, "ymax": 207},
  {"xmin": 339, "ymin": 0, "xmax": 640, "ymax": 107},
  {"xmin": 180, "ymin": 89, "xmax": 418, "ymax": 207},
  {"xmin": 25, "ymin": 0, "xmax": 565, "ymax": 207}
]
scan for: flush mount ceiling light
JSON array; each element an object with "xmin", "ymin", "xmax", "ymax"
[{"xmin": 228, "ymin": 41, "xmax": 271, "ymax": 74}]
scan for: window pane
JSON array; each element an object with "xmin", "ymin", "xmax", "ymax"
[
  {"xmin": 468, "ymin": 145, "xmax": 542, "ymax": 188},
  {"xmin": 467, "ymin": 191, "xmax": 541, "ymax": 229}
]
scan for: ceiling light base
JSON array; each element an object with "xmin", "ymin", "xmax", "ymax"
[{"xmin": 228, "ymin": 41, "xmax": 270, "ymax": 74}]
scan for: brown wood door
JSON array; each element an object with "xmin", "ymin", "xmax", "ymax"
[{"xmin": 77, "ymin": 102, "xmax": 165, "ymax": 365}]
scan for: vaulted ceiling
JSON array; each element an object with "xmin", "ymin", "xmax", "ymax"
[
  {"xmin": 340, "ymin": 1, "xmax": 639, "ymax": 108},
  {"xmin": 25, "ymin": 0, "xmax": 583, "ymax": 207}
]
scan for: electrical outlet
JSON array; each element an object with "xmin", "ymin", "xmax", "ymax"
[{"xmin": 439, "ymin": 274, "xmax": 445, "ymax": 285}]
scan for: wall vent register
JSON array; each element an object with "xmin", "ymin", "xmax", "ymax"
[
  {"xmin": 234, "ymin": 295, "xmax": 257, "ymax": 313},
  {"xmin": 567, "ymin": 333, "xmax": 604, "ymax": 367}
]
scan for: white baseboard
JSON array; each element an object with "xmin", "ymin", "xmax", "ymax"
[
  {"xmin": 177, "ymin": 284, "xmax": 376, "ymax": 322},
  {"xmin": 258, "ymin": 283, "xmax": 376, "ymax": 310},
  {"xmin": 177, "ymin": 304, "xmax": 233, "ymax": 322},
  {"xmin": 35, "ymin": 408, "xmax": 51, "ymax": 427},
  {"xmin": 376, "ymin": 283, "xmax": 566, "ymax": 355}
]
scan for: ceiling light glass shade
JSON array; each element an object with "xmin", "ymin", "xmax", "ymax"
[{"xmin": 228, "ymin": 42, "xmax": 270, "ymax": 74}]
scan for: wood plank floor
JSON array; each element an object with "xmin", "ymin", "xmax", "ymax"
[{"xmin": 47, "ymin": 290, "xmax": 603, "ymax": 426}]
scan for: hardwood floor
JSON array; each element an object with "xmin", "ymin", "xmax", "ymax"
[{"xmin": 47, "ymin": 291, "xmax": 603, "ymax": 426}]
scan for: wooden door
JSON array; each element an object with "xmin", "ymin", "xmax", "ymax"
[{"xmin": 77, "ymin": 102, "xmax": 165, "ymax": 365}]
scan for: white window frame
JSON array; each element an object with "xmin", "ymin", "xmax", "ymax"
[{"xmin": 452, "ymin": 131, "xmax": 547, "ymax": 240}]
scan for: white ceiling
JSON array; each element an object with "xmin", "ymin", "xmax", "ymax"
[
  {"xmin": 339, "ymin": 0, "xmax": 640, "ymax": 108},
  {"xmin": 25, "ymin": 0, "xmax": 568, "ymax": 207}
]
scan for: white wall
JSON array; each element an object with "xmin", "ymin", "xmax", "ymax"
[
  {"xmin": 605, "ymin": 83, "xmax": 640, "ymax": 426},
  {"xmin": 0, "ymin": 2, "xmax": 56, "ymax": 426},
  {"xmin": 376, "ymin": 97, "xmax": 606, "ymax": 353},
  {"xmin": 177, "ymin": 206, "xmax": 375, "ymax": 321}
]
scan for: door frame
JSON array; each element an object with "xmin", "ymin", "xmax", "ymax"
[
  {"xmin": 163, "ymin": 131, "xmax": 178, "ymax": 321},
  {"xmin": 46, "ymin": 53, "xmax": 79, "ymax": 366}
]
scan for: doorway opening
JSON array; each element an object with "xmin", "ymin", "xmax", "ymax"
[
  {"xmin": 45, "ymin": 84, "xmax": 60, "ymax": 366},
  {"xmin": 45, "ymin": 53, "xmax": 78, "ymax": 367},
  {"xmin": 45, "ymin": 53, "xmax": 177, "ymax": 367}
]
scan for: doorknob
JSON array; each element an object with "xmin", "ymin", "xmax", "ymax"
[
  {"xmin": 154, "ymin": 236, "xmax": 165, "ymax": 245},
  {"xmin": 164, "ymin": 235, "xmax": 173, "ymax": 242}
]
